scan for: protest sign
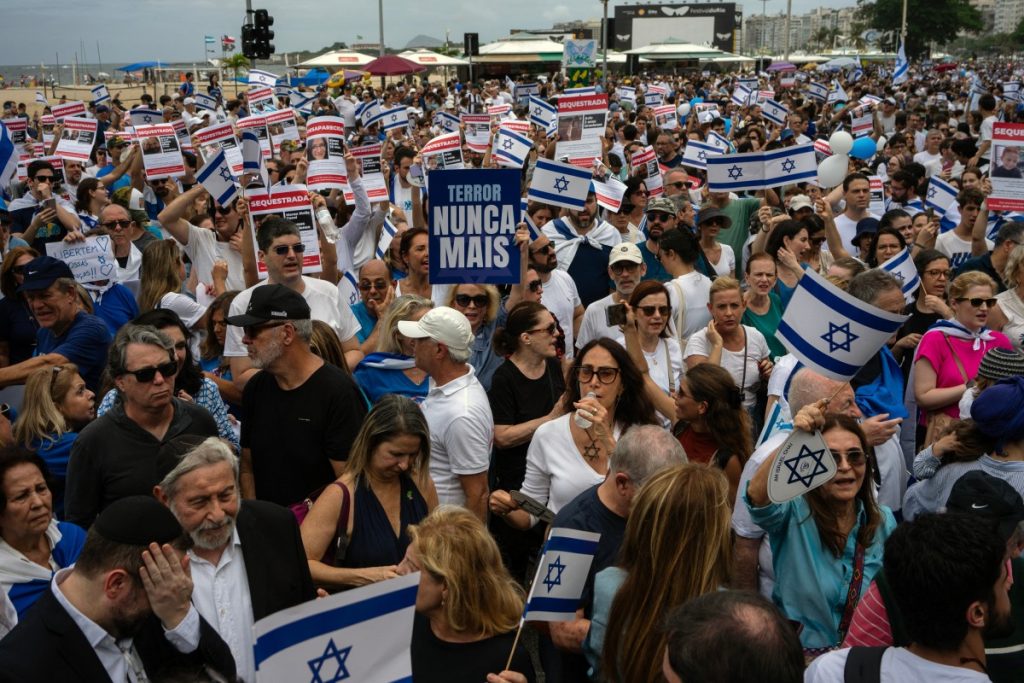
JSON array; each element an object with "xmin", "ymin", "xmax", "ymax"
[
  {"xmin": 487, "ymin": 103, "xmax": 512, "ymax": 119},
  {"xmin": 134, "ymin": 123, "xmax": 186, "ymax": 179},
  {"xmin": 555, "ymin": 94, "xmax": 608, "ymax": 164},
  {"xmin": 421, "ymin": 131, "xmax": 464, "ymax": 171},
  {"xmin": 51, "ymin": 101, "xmax": 86, "ymax": 121},
  {"xmin": 349, "ymin": 143, "xmax": 389, "ymax": 202},
  {"xmin": 45, "ymin": 235, "xmax": 118, "ymax": 283},
  {"xmin": 247, "ymin": 87, "xmax": 275, "ymax": 113},
  {"xmin": 851, "ymin": 113, "xmax": 873, "ymax": 138},
  {"xmin": 247, "ymin": 185, "xmax": 322, "ymax": 278},
  {"xmin": 653, "ymin": 105, "xmax": 678, "ymax": 130},
  {"xmin": 767, "ymin": 429, "xmax": 837, "ymax": 503},
  {"xmin": 461, "ymin": 114, "xmax": 491, "ymax": 154},
  {"xmin": 170, "ymin": 118, "xmax": 193, "ymax": 152},
  {"xmin": 428, "ymin": 169, "xmax": 521, "ymax": 285},
  {"xmin": 2, "ymin": 118, "xmax": 27, "ymax": 155},
  {"xmin": 55, "ymin": 117, "xmax": 98, "ymax": 163},
  {"xmin": 236, "ymin": 116, "xmax": 272, "ymax": 158},
  {"xmin": 988, "ymin": 123, "xmax": 1024, "ymax": 212},
  {"xmin": 193, "ymin": 123, "xmax": 244, "ymax": 174},
  {"xmin": 592, "ymin": 176, "xmax": 627, "ymax": 213},
  {"xmin": 868, "ymin": 176, "xmax": 886, "ymax": 217},
  {"xmin": 40, "ymin": 115, "xmax": 56, "ymax": 145},
  {"xmin": 266, "ymin": 109, "xmax": 300, "ymax": 151},
  {"xmin": 16, "ymin": 155, "xmax": 65, "ymax": 184},
  {"xmin": 630, "ymin": 146, "xmax": 663, "ymax": 196},
  {"xmin": 305, "ymin": 117, "xmax": 348, "ymax": 192}
]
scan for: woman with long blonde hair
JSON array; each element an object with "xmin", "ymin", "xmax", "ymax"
[
  {"xmin": 588, "ymin": 463, "xmax": 732, "ymax": 682},
  {"xmin": 137, "ymin": 239, "xmax": 185, "ymax": 313}
]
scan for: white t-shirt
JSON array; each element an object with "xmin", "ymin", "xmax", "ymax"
[
  {"xmin": 520, "ymin": 414, "xmax": 611, "ymax": 516},
  {"xmin": 980, "ymin": 115, "xmax": 996, "ymax": 161},
  {"xmin": 913, "ymin": 149, "xmax": 942, "ymax": 167},
  {"xmin": 684, "ymin": 325, "xmax": 770, "ymax": 410},
  {"xmin": 422, "ymin": 368, "xmax": 493, "ymax": 507},
  {"xmin": 935, "ymin": 231, "xmax": 991, "ymax": 270},
  {"xmin": 665, "ymin": 271, "xmax": 713, "ymax": 342},
  {"xmin": 731, "ymin": 430, "xmax": 788, "ymax": 598},
  {"xmin": 223, "ymin": 276, "xmax": 360, "ymax": 357},
  {"xmin": 182, "ymin": 221, "xmax": 246, "ymax": 292},
  {"xmin": 707, "ymin": 244, "xmax": 736, "ymax": 278},
  {"xmin": 643, "ymin": 337, "xmax": 684, "ymax": 396},
  {"xmin": 540, "ymin": 268, "xmax": 582, "ymax": 359},
  {"xmin": 576, "ymin": 294, "xmax": 624, "ymax": 351},
  {"xmin": 832, "ymin": 212, "xmax": 880, "ymax": 255},
  {"xmin": 333, "ymin": 96, "xmax": 357, "ymax": 128},
  {"xmin": 805, "ymin": 646, "xmax": 990, "ymax": 683}
]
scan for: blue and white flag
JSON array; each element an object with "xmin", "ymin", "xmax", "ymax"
[
  {"xmin": 1004, "ymin": 82, "xmax": 1021, "ymax": 103},
  {"xmin": 521, "ymin": 197, "xmax": 542, "ymax": 240},
  {"xmin": 828, "ymin": 82, "xmax": 848, "ymax": 104},
  {"xmin": 564, "ymin": 86, "xmax": 596, "ymax": 96},
  {"xmin": 924, "ymin": 176, "xmax": 958, "ymax": 216},
  {"xmin": 893, "ymin": 39, "xmax": 909, "ymax": 86},
  {"xmin": 129, "ymin": 108, "xmax": 162, "ymax": 128},
  {"xmin": 91, "ymin": 84, "xmax": 110, "ymax": 105},
  {"xmin": 528, "ymin": 96, "xmax": 557, "ymax": 134},
  {"xmin": 494, "ymin": 127, "xmax": 534, "ymax": 168},
  {"xmin": 515, "ymin": 82, "xmax": 540, "ymax": 101},
  {"xmin": 241, "ymin": 130, "xmax": 269, "ymax": 189},
  {"xmin": 879, "ymin": 247, "xmax": 920, "ymax": 304},
  {"xmin": 681, "ymin": 140, "xmax": 722, "ymax": 170},
  {"xmin": 248, "ymin": 68, "xmax": 278, "ymax": 88},
  {"xmin": 194, "ymin": 93, "xmax": 218, "ymax": 112},
  {"xmin": 707, "ymin": 131, "xmax": 731, "ymax": 153},
  {"xmin": 253, "ymin": 573, "xmax": 419, "ymax": 682},
  {"xmin": 204, "ymin": 35, "xmax": 216, "ymax": 44},
  {"xmin": 379, "ymin": 106, "xmax": 409, "ymax": 132},
  {"xmin": 275, "ymin": 83, "xmax": 292, "ymax": 98},
  {"xmin": 0, "ymin": 121, "xmax": 17, "ymax": 191},
  {"xmin": 528, "ymin": 158, "xmax": 592, "ymax": 211},
  {"xmin": 196, "ymin": 148, "xmax": 239, "ymax": 209},
  {"xmin": 761, "ymin": 98, "xmax": 789, "ymax": 127},
  {"xmin": 776, "ymin": 269, "xmax": 909, "ymax": 382},
  {"xmin": 375, "ymin": 215, "xmax": 400, "ymax": 259},
  {"xmin": 435, "ymin": 111, "xmax": 460, "ymax": 133},
  {"xmin": 616, "ymin": 86, "xmax": 636, "ymax": 105},
  {"xmin": 35, "ymin": 91, "xmax": 48, "ymax": 106},
  {"xmin": 357, "ymin": 99, "xmax": 382, "ymax": 127},
  {"xmin": 763, "ymin": 144, "xmax": 817, "ymax": 185},
  {"xmin": 849, "ymin": 66, "xmax": 864, "ymax": 84},
  {"xmin": 289, "ymin": 89, "xmax": 317, "ymax": 116},
  {"xmin": 523, "ymin": 528, "xmax": 601, "ymax": 622},
  {"xmin": 731, "ymin": 84, "xmax": 752, "ymax": 108},
  {"xmin": 707, "ymin": 144, "xmax": 816, "ymax": 191}
]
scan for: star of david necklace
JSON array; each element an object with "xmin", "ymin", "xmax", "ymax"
[{"xmin": 582, "ymin": 428, "xmax": 601, "ymax": 461}]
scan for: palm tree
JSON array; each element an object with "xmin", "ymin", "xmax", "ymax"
[{"xmin": 222, "ymin": 54, "xmax": 250, "ymax": 96}]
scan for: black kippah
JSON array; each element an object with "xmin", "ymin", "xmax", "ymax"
[{"xmin": 93, "ymin": 495, "xmax": 182, "ymax": 545}]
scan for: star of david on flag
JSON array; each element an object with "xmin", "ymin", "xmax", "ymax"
[
  {"xmin": 253, "ymin": 573, "xmax": 418, "ymax": 682},
  {"xmin": 129, "ymin": 108, "xmax": 163, "ymax": 129},
  {"xmin": 196, "ymin": 149, "xmax": 239, "ymax": 210},
  {"xmin": 194, "ymin": 93, "xmax": 218, "ymax": 112},
  {"xmin": 379, "ymin": 106, "xmax": 409, "ymax": 132},
  {"xmin": 776, "ymin": 269, "xmax": 908, "ymax": 381},
  {"xmin": 806, "ymin": 82, "xmax": 829, "ymax": 103},
  {"xmin": 682, "ymin": 140, "xmax": 721, "ymax": 170},
  {"xmin": 924, "ymin": 176, "xmax": 958, "ymax": 217},
  {"xmin": 706, "ymin": 144, "xmax": 816, "ymax": 192},
  {"xmin": 493, "ymin": 127, "xmax": 534, "ymax": 169},
  {"xmin": 785, "ymin": 444, "xmax": 830, "ymax": 487},
  {"xmin": 761, "ymin": 98, "xmax": 790, "ymax": 127},
  {"xmin": 523, "ymin": 528, "xmax": 600, "ymax": 622},
  {"xmin": 248, "ymin": 68, "xmax": 278, "ymax": 88},
  {"xmin": 879, "ymin": 247, "xmax": 920, "ymax": 303},
  {"xmin": 527, "ymin": 158, "xmax": 592, "ymax": 211},
  {"xmin": 528, "ymin": 96, "xmax": 557, "ymax": 135}
]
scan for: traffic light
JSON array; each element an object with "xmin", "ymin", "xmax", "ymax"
[
  {"xmin": 464, "ymin": 33, "xmax": 479, "ymax": 56},
  {"xmin": 241, "ymin": 24, "xmax": 256, "ymax": 59},
  {"xmin": 254, "ymin": 9, "xmax": 275, "ymax": 60}
]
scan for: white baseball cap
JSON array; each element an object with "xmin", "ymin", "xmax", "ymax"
[
  {"xmin": 397, "ymin": 306, "xmax": 473, "ymax": 352},
  {"xmin": 609, "ymin": 242, "xmax": 643, "ymax": 266}
]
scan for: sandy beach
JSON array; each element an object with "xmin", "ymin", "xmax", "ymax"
[{"xmin": 2, "ymin": 81, "xmax": 276, "ymax": 115}]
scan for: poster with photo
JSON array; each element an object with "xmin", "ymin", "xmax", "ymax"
[
  {"xmin": 247, "ymin": 186, "xmax": 322, "ymax": 278},
  {"xmin": 134, "ymin": 123, "xmax": 186, "ymax": 179},
  {"xmin": 461, "ymin": 114, "xmax": 491, "ymax": 155},
  {"xmin": 193, "ymin": 123, "xmax": 244, "ymax": 174},
  {"xmin": 305, "ymin": 117, "xmax": 348, "ymax": 192},
  {"xmin": 54, "ymin": 117, "xmax": 98, "ymax": 163},
  {"xmin": 989, "ymin": 123, "xmax": 1024, "ymax": 212},
  {"xmin": 266, "ymin": 108, "xmax": 300, "ymax": 151},
  {"xmin": 555, "ymin": 94, "xmax": 607, "ymax": 163},
  {"xmin": 236, "ymin": 116, "xmax": 273, "ymax": 158}
]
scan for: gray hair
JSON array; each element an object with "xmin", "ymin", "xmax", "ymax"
[
  {"xmin": 995, "ymin": 221, "xmax": 1024, "ymax": 248},
  {"xmin": 611, "ymin": 424, "xmax": 688, "ymax": 486},
  {"xmin": 1004, "ymin": 242, "xmax": 1024, "ymax": 289},
  {"xmin": 291, "ymin": 318, "xmax": 313, "ymax": 343},
  {"xmin": 787, "ymin": 367, "xmax": 844, "ymax": 414},
  {"xmin": 108, "ymin": 324, "xmax": 174, "ymax": 377},
  {"xmin": 847, "ymin": 269, "xmax": 902, "ymax": 306},
  {"xmin": 159, "ymin": 437, "xmax": 239, "ymax": 500},
  {"xmin": 446, "ymin": 343, "xmax": 471, "ymax": 365}
]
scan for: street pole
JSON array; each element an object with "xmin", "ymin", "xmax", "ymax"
[
  {"xmin": 378, "ymin": 0, "xmax": 386, "ymax": 89},
  {"xmin": 783, "ymin": 0, "xmax": 792, "ymax": 60},
  {"xmin": 245, "ymin": 0, "xmax": 255, "ymax": 71},
  {"xmin": 602, "ymin": 0, "xmax": 609, "ymax": 91},
  {"xmin": 900, "ymin": 0, "xmax": 908, "ymax": 40}
]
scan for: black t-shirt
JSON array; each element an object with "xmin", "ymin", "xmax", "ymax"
[
  {"xmin": 240, "ymin": 362, "xmax": 367, "ymax": 506},
  {"xmin": 410, "ymin": 613, "xmax": 535, "ymax": 683},
  {"xmin": 487, "ymin": 358, "xmax": 565, "ymax": 489},
  {"xmin": 895, "ymin": 302, "xmax": 943, "ymax": 383}
]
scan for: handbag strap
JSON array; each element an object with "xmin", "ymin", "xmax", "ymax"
[
  {"xmin": 663, "ymin": 340, "xmax": 675, "ymax": 394},
  {"xmin": 941, "ymin": 334, "xmax": 969, "ymax": 384},
  {"xmin": 671, "ymin": 280, "xmax": 688, "ymax": 347},
  {"xmin": 837, "ymin": 541, "xmax": 868, "ymax": 643},
  {"xmin": 332, "ymin": 481, "xmax": 351, "ymax": 538}
]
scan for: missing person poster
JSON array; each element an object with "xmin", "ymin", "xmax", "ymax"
[
  {"xmin": 305, "ymin": 116, "xmax": 348, "ymax": 192},
  {"xmin": 2, "ymin": 118, "xmax": 27, "ymax": 155},
  {"xmin": 630, "ymin": 146, "xmax": 664, "ymax": 197},
  {"xmin": 266, "ymin": 108, "xmax": 300, "ymax": 151},
  {"xmin": 134, "ymin": 123, "xmax": 186, "ymax": 179},
  {"xmin": 988, "ymin": 123, "xmax": 1024, "ymax": 212},
  {"xmin": 247, "ymin": 87, "xmax": 275, "ymax": 113},
  {"xmin": 51, "ymin": 101, "xmax": 86, "ymax": 122},
  {"xmin": 349, "ymin": 143, "xmax": 389, "ymax": 202},
  {"xmin": 55, "ymin": 117, "xmax": 98, "ymax": 163},
  {"xmin": 236, "ymin": 116, "xmax": 273, "ymax": 158},
  {"xmin": 193, "ymin": 123, "xmax": 244, "ymax": 174},
  {"xmin": 40, "ymin": 115, "xmax": 56, "ymax": 144},
  {"xmin": 555, "ymin": 94, "xmax": 608, "ymax": 164},
  {"xmin": 461, "ymin": 114, "xmax": 491, "ymax": 154},
  {"xmin": 420, "ymin": 131, "xmax": 464, "ymax": 171},
  {"xmin": 428, "ymin": 169, "xmax": 521, "ymax": 285},
  {"xmin": 247, "ymin": 185, "xmax": 323, "ymax": 279},
  {"xmin": 170, "ymin": 118, "xmax": 194, "ymax": 152}
]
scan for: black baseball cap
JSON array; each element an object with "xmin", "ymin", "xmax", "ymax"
[
  {"xmin": 947, "ymin": 471, "xmax": 1024, "ymax": 543},
  {"xmin": 225, "ymin": 284, "xmax": 311, "ymax": 327},
  {"xmin": 17, "ymin": 256, "xmax": 74, "ymax": 292}
]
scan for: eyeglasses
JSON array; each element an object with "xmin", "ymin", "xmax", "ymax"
[
  {"xmin": 242, "ymin": 321, "xmax": 287, "ymax": 338},
  {"xmin": 101, "ymin": 219, "xmax": 132, "ymax": 230},
  {"xmin": 33, "ymin": 175, "xmax": 54, "ymax": 184},
  {"xmin": 830, "ymin": 449, "xmax": 867, "ymax": 467},
  {"xmin": 647, "ymin": 212, "xmax": 674, "ymax": 223},
  {"xmin": 527, "ymin": 323, "xmax": 557, "ymax": 336},
  {"xmin": 577, "ymin": 365, "xmax": 620, "ymax": 384},
  {"xmin": 123, "ymin": 360, "xmax": 177, "ymax": 383},
  {"xmin": 667, "ymin": 181, "xmax": 690, "ymax": 190},
  {"xmin": 359, "ymin": 280, "xmax": 389, "ymax": 291},
  {"xmin": 454, "ymin": 293, "xmax": 489, "ymax": 308},
  {"xmin": 527, "ymin": 279, "xmax": 542, "ymax": 293},
  {"xmin": 632, "ymin": 190, "xmax": 649, "ymax": 197},
  {"xmin": 638, "ymin": 305, "xmax": 670, "ymax": 316},
  {"xmin": 924, "ymin": 268, "xmax": 952, "ymax": 279},
  {"xmin": 610, "ymin": 262, "xmax": 640, "ymax": 274},
  {"xmin": 271, "ymin": 243, "xmax": 306, "ymax": 256},
  {"xmin": 956, "ymin": 297, "xmax": 997, "ymax": 308}
]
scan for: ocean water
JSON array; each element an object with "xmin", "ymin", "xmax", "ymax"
[{"xmin": 0, "ymin": 62, "xmax": 292, "ymax": 85}]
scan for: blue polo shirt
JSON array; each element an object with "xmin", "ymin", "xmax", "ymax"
[{"xmin": 36, "ymin": 311, "xmax": 112, "ymax": 393}]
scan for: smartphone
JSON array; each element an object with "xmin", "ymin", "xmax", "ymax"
[
  {"xmin": 409, "ymin": 163, "xmax": 423, "ymax": 182},
  {"xmin": 42, "ymin": 198, "xmax": 56, "ymax": 213},
  {"xmin": 605, "ymin": 303, "xmax": 627, "ymax": 327},
  {"xmin": 510, "ymin": 491, "xmax": 555, "ymax": 524}
]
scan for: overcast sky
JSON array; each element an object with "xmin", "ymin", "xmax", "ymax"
[{"xmin": 2, "ymin": 0, "xmax": 857, "ymax": 65}]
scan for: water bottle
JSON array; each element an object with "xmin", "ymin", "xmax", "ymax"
[
  {"xmin": 574, "ymin": 391, "xmax": 597, "ymax": 429},
  {"xmin": 315, "ymin": 206, "xmax": 339, "ymax": 244}
]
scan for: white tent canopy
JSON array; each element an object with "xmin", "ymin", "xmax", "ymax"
[
  {"xmin": 398, "ymin": 49, "xmax": 469, "ymax": 67},
  {"xmin": 624, "ymin": 39, "xmax": 725, "ymax": 60},
  {"xmin": 298, "ymin": 50, "xmax": 375, "ymax": 67}
]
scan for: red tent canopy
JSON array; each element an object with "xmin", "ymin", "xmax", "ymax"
[{"xmin": 363, "ymin": 55, "xmax": 426, "ymax": 76}]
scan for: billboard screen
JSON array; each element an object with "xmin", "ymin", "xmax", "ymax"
[{"xmin": 613, "ymin": 4, "xmax": 739, "ymax": 52}]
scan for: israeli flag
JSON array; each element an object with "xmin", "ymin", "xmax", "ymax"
[
  {"xmin": 644, "ymin": 92, "xmax": 664, "ymax": 107},
  {"xmin": 763, "ymin": 144, "xmax": 817, "ymax": 186},
  {"xmin": 375, "ymin": 216, "xmax": 400, "ymax": 259},
  {"xmin": 521, "ymin": 197, "xmax": 542, "ymax": 240},
  {"xmin": 290, "ymin": 90, "xmax": 316, "ymax": 116},
  {"xmin": 806, "ymin": 82, "xmax": 829, "ymax": 103},
  {"xmin": 523, "ymin": 528, "xmax": 601, "ymax": 622},
  {"xmin": 338, "ymin": 269, "xmax": 360, "ymax": 307},
  {"xmin": 194, "ymin": 93, "xmax": 218, "ymax": 112},
  {"xmin": 617, "ymin": 86, "xmax": 636, "ymax": 104},
  {"xmin": 129, "ymin": 108, "xmax": 162, "ymax": 127},
  {"xmin": 493, "ymin": 127, "xmax": 534, "ymax": 168},
  {"xmin": 879, "ymin": 247, "xmax": 920, "ymax": 304},
  {"xmin": 241, "ymin": 130, "xmax": 269, "ymax": 189},
  {"xmin": 707, "ymin": 131, "xmax": 731, "ymax": 153},
  {"xmin": 893, "ymin": 39, "xmax": 909, "ymax": 86},
  {"xmin": 924, "ymin": 176, "xmax": 958, "ymax": 216},
  {"xmin": 738, "ymin": 76, "xmax": 758, "ymax": 91},
  {"xmin": 564, "ymin": 86, "xmax": 596, "ymax": 95},
  {"xmin": 1005, "ymin": 82, "xmax": 1021, "ymax": 103},
  {"xmin": 529, "ymin": 96, "xmax": 557, "ymax": 134},
  {"xmin": 515, "ymin": 82, "xmax": 540, "ymax": 101},
  {"xmin": 761, "ymin": 98, "xmax": 789, "ymax": 127},
  {"xmin": 275, "ymin": 84, "xmax": 292, "ymax": 98},
  {"xmin": 357, "ymin": 99, "xmax": 382, "ymax": 127},
  {"xmin": 682, "ymin": 140, "xmax": 722, "ymax": 170},
  {"xmin": 777, "ymin": 269, "xmax": 908, "ymax": 382},
  {"xmin": 35, "ymin": 91, "xmax": 48, "ymax": 106},
  {"xmin": 829, "ymin": 82, "xmax": 849, "ymax": 104},
  {"xmin": 196, "ymin": 149, "xmax": 239, "ymax": 209},
  {"xmin": 248, "ymin": 68, "xmax": 278, "ymax": 88},
  {"xmin": 731, "ymin": 84, "xmax": 752, "ymax": 108},
  {"xmin": 528, "ymin": 158, "xmax": 592, "ymax": 211},
  {"xmin": 91, "ymin": 84, "xmax": 110, "ymax": 105},
  {"xmin": 253, "ymin": 573, "xmax": 418, "ymax": 683},
  {"xmin": 435, "ymin": 111, "xmax": 460, "ymax": 133},
  {"xmin": 0, "ymin": 121, "xmax": 17, "ymax": 191},
  {"xmin": 380, "ymin": 106, "xmax": 409, "ymax": 132},
  {"xmin": 849, "ymin": 67, "xmax": 864, "ymax": 84}
]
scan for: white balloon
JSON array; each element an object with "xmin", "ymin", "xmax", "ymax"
[
  {"xmin": 677, "ymin": 103, "xmax": 691, "ymax": 117},
  {"xmin": 828, "ymin": 131, "xmax": 854, "ymax": 156},
  {"xmin": 818, "ymin": 154, "xmax": 850, "ymax": 188},
  {"xmin": 875, "ymin": 136, "xmax": 887, "ymax": 153}
]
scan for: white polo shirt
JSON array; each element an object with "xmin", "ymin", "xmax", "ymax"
[
  {"xmin": 539, "ymin": 268, "xmax": 582, "ymax": 359},
  {"xmin": 422, "ymin": 367, "xmax": 493, "ymax": 507}
]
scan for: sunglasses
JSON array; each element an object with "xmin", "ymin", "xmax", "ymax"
[
  {"xmin": 638, "ymin": 305, "xmax": 670, "ymax": 316},
  {"xmin": 530, "ymin": 244, "xmax": 553, "ymax": 256},
  {"xmin": 12, "ymin": 265, "xmax": 27, "ymax": 276},
  {"xmin": 454, "ymin": 294, "xmax": 489, "ymax": 308},
  {"xmin": 215, "ymin": 204, "xmax": 236, "ymax": 215},
  {"xmin": 33, "ymin": 175, "xmax": 55, "ymax": 183},
  {"xmin": 243, "ymin": 321, "xmax": 288, "ymax": 338},
  {"xmin": 527, "ymin": 323, "xmax": 557, "ymax": 336},
  {"xmin": 359, "ymin": 280, "xmax": 389, "ymax": 291},
  {"xmin": 956, "ymin": 297, "xmax": 997, "ymax": 308},
  {"xmin": 124, "ymin": 360, "xmax": 177, "ymax": 383},
  {"xmin": 610, "ymin": 262, "xmax": 640, "ymax": 273},
  {"xmin": 577, "ymin": 365, "xmax": 620, "ymax": 384},
  {"xmin": 830, "ymin": 449, "xmax": 867, "ymax": 467},
  {"xmin": 271, "ymin": 243, "xmax": 306, "ymax": 256},
  {"xmin": 667, "ymin": 181, "xmax": 691, "ymax": 190},
  {"xmin": 647, "ymin": 212, "xmax": 674, "ymax": 223},
  {"xmin": 101, "ymin": 219, "xmax": 132, "ymax": 230},
  {"xmin": 527, "ymin": 279, "xmax": 542, "ymax": 293}
]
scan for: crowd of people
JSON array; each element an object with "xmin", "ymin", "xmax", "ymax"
[{"xmin": 0, "ymin": 52, "xmax": 1022, "ymax": 682}]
